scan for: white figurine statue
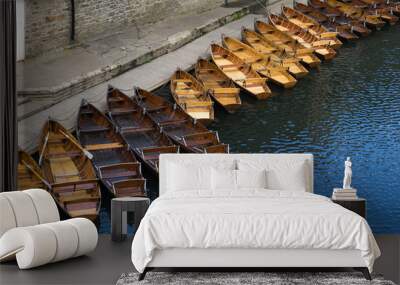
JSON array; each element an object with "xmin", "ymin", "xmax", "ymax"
[{"xmin": 343, "ymin": 157, "xmax": 352, "ymax": 189}]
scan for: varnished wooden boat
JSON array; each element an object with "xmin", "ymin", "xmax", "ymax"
[
  {"xmin": 38, "ymin": 120, "xmax": 101, "ymax": 221},
  {"xmin": 308, "ymin": 0, "xmax": 372, "ymax": 37},
  {"xmin": 241, "ymin": 28, "xmax": 309, "ymax": 78},
  {"xmin": 282, "ymin": 6, "xmax": 343, "ymax": 49},
  {"xmin": 195, "ymin": 59, "xmax": 241, "ymax": 113},
  {"xmin": 221, "ymin": 35, "xmax": 297, "ymax": 88},
  {"xmin": 327, "ymin": 0, "xmax": 386, "ymax": 29},
  {"xmin": 269, "ymin": 14, "xmax": 337, "ymax": 60},
  {"xmin": 107, "ymin": 86, "xmax": 179, "ymax": 174},
  {"xmin": 170, "ymin": 69, "xmax": 214, "ymax": 125},
  {"xmin": 254, "ymin": 20, "xmax": 321, "ymax": 68},
  {"xmin": 294, "ymin": 2, "xmax": 359, "ymax": 42},
  {"xmin": 134, "ymin": 87, "xmax": 229, "ymax": 153},
  {"xmin": 210, "ymin": 44, "xmax": 271, "ymax": 100},
  {"xmin": 349, "ymin": 0, "xmax": 398, "ymax": 24},
  {"xmin": 18, "ymin": 150, "xmax": 49, "ymax": 190},
  {"xmin": 77, "ymin": 101, "xmax": 146, "ymax": 198}
]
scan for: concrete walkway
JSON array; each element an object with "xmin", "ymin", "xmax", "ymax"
[
  {"xmin": 17, "ymin": 5, "xmax": 251, "ymax": 101},
  {"xmin": 18, "ymin": 0, "xmax": 288, "ymax": 151}
]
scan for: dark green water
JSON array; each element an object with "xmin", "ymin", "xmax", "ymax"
[{"xmin": 100, "ymin": 24, "xmax": 400, "ymax": 234}]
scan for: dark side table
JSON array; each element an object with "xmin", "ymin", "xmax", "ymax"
[
  {"xmin": 332, "ymin": 198, "xmax": 366, "ymax": 218},
  {"xmin": 111, "ymin": 197, "xmax": 150, "ymax": 242}
]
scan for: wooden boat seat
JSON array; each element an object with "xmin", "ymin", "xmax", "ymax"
[
  {"xmin": 85, "ymin": 142, "xmax": 123, "ymax": 151},
  {"xmin": 58, "ymin": 193, "xmax": 99, "ymax": 204},
  {"xmin": 121, "ymin": 126, "xmax": 154, "ymax": 133},
  {"xmin": 109, "ymin": 108, "xmax": 137, "ymax": 115},
  {"xmin": 47, "ymin": 150, "xmax": 81, "ymax": 159},
  {"xmin": 175, "ymin": 90, "xmax": 203, "ymax": 96},
  {"xmin": 146, "ymin": 105, "xmax": 167, "ymax": 112},
  {"xmin": 159, "ymin": 118, "xmax": 187, "ymax": 126},
  {"xmin": 48, "ymin": 133, "xmax": 66, "ymax": 143},
  {"xmin": 79, "ymin": 126, "xmax": 110, "ymax": 133},
  {"xmin": 172, "ymin": 79, "xmax": 193, "ymax": 83},
  {"xmin": 52, "ymin": 179, "xmax": 99, "ymax": 193},
  {"xmin": 219, "ymin": 63, "xmax": 241, "ymax": 69}
]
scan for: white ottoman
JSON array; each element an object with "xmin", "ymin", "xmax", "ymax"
[{"xmin": 0, "ymin": 189, "xmax": 98, "ymax": 269}]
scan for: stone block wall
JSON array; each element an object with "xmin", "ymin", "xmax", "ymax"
[
  {"xmin": 25, "ymin": 0, "xmax": 71, "ymax": 58},
  {"xmin": 24, "ymin": 0, "xmax": 225, "ymax": 58}
]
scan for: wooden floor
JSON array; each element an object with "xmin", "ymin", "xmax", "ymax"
[{"xmin": 0, "ymin": 235, "xmax": 398, "ymax": 285}]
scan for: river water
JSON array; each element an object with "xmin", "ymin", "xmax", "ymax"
[{"xmin": 100, "ymin": 24, "xmax": 400, "ymax": 234}]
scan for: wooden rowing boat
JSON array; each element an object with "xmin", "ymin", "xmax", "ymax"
[
  {"xmin": 107, "ymin": 86, "xmax": 179, "ymax": 175},
  {"xmin": 241, "ymin": 28, "xmax": 309, "ymax": 78},
  {"xmin": 282, "ymin": 6, "xmax": 343, "ymax": 49},
  {"xmin": 77, "ymin": 101, "xmax": 146, "ymax": 198},
  {"xmin": 38, "ymin": 120, "xmax": 101, "ymax": 221},
  {"xmin": 349, "ymin": 0, "xmax": 399, "ymax": 24},
  {"xmin": 210, "ymin": 44, "xmax": 271, "ymax": 100},
  {"xmin": 195, "ymin": 59, "xmax": 241, "ymax": 113},
  {"xmin": 221, "ymin": 35, "xmax": 297, "ymax": 88},
  {"xmin": 170, "ymin": 69, "xmax": 214, "ymax": 125},
  {"xmin": 134, "ymin": 87, "xmax": 229, "ymax": 153},
  {"xmin": 254, "ymin": 20, "xmax": 321, "ymax": 68},
  {"xmin": 269, "ymin": 14, "xmax": 337, "ymax": 60},
  {"xmin": 327, "ymin": 0, "xmax": 386, "ymax": 29},
  {"xmin": 18, "ymin": 150, "xmax": 49, "ymax": 191},
  {"xmin": 308, "ymin": 0, "xmax": 372, "ymax": 37},
  {"xmin": 294, "ymin": 3, "xmax": 359, "ymax": 42}
]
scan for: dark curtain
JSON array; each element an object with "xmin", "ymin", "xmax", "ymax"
[{"xmin": 0, "ymin": 0, "xmax": 17, "ymax": 192}]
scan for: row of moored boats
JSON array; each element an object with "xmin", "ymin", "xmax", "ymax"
[{"xmin": 17, "ymin": 0, "xmax": 399, "ymax": 221}]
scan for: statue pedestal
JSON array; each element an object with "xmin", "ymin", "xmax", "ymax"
[{"xmin": 332, "ymin": 188, "xmax": 358, "ymax": 200}]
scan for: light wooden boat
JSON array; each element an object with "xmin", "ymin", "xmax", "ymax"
[
  {"xmin": 254, "ymin": 20, "xmax": 321, "ymax": 68},
  {"xmin": 107, "ymin": 87, "xmax": 179, "ymax": 175},
  {"xmin": 77, "ymin": 101, "xmax": 146, "ymax": 198},
  {"xmin": 18, "ymin": 150, "xmax": 49, "ymax": 191},
  {"xmin": 210, "ymin": 44, "xmax": 271, "ymax": 100},
  {"xmin": 327, "ymin": 0, "xmax": 386, "ymax": 29},
  {"xmin": 282, "ymin": 6, "xmax": 343, "ymax": 49},
  {"xmin": 309, "ymin": 0, "xmax": 372, "ymax": 37},
  {"xmin": 38, "ymin": 120, "xmax": 101, "ymax": 221},
  {"xmin": 195, "ymin": 59, "xmax": 241, "ymax": 113},
  {"xmin": 134, "ymin": 87, "xmax": 229, "ymax": 153},
  {"xmin": 241, "ymin": 28, "xmax": 309, "ymax": 78},
  {"xmin": 221, "ymin": 35, "xmax": 297, "ymax": 88},
  {"xmin": 269, "ymin": 14, "xmax": 337, "ymax": 60},
  {"xmin": 295, "ymin": 2, "xmax": 359, "ymax": 41},
  {"xmin": 170, "ymin": 69, "xmax": 214, "ymax": 125}
]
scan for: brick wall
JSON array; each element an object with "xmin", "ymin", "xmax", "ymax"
[
  {"xmin": 24, "ymin": 0, "xmax": 225, "ymax": 58},
  {"xmin": 25, "ymin": 0, "xmax": 71, "ymax": 57}
]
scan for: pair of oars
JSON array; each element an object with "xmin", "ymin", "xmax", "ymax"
[{"xmin": 38, "ymin": 128, "xmax": 93, "ymax": 166}]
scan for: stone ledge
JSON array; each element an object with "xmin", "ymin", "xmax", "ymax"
[{"xmin": 17, "ymin": 6, "xmax": 250, "ymax": 120}]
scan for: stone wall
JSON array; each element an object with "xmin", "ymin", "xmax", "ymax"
[
  {"xmin": 25, "ymin": 0, "xmax": 71, "ymax": 58},
  {"xmin": 25, "ymin": 0, "xmax": 225, "ymax": 58}
]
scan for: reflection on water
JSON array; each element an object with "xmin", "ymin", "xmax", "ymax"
[{"xmin": 100, "ymin": 25, "xmax": 400, "ymax": 234}]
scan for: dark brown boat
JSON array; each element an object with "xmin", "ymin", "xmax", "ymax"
[
  {"xmin": 134, "ymin": 87, "xmax": 229, "ymax": 153},
  {"xmin": 295, "ymin": 2, "xmax": 359, "ymax": 41},
  {"xmin": 38, "ymin": 120, "xmax": 101, "ymax": 221},
  {"xmin": 107, "ymin": 86, "xmax": 179, "ymax": 174},
  {"xmin": 18, "ymin": 150, "xmax": 49, "ymax": 191},
  {"xmin": 77, "ymin": 100, "xmax": 146, "ymax": 198},
  {"xmin": 308, "ymin": 0, "xmax": 372, "ymax": 37}
]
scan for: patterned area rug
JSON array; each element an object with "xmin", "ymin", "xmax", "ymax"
[{"xmin": 117, "ymin": 272, "xmax": 395, "ymax": 285}]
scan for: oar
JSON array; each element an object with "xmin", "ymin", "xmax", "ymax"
[
  {"xmin": 58, "ymin": 130, "xmax": 94, "ymax": 160},
  {"xmin": 21, "ymin": 160, "xmax": 52, "ymax": 190},
  {"xmin": 38, "ymin": 132, "xmax": 49, "ymax": 166}
]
